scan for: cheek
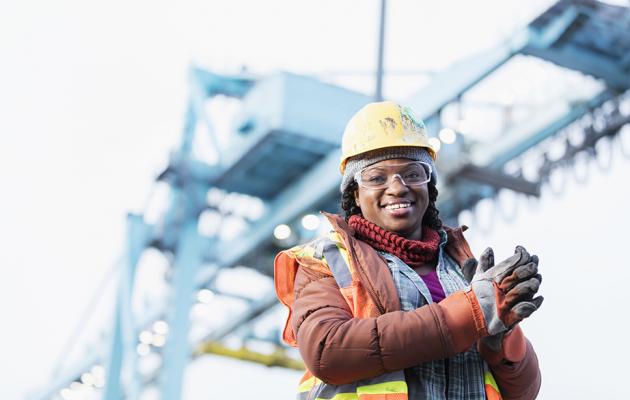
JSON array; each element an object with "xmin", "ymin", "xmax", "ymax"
[
  {"xmin": 355, "ymin": 190, "xmax": 379, "ymax": 214},
  {"xmin": 417, "ymin": 187, "xmax": 430, "ymax": 209},
  {"xmin": 356, "ymin": 195, "xmax": 368, "ymax": 213}
]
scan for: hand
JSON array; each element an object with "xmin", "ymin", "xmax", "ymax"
[{"xmin": 468, "ymin": 246, "xmax": 543, "ymax": 336}]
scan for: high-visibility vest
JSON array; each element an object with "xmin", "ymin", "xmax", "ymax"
[
  {"xmin": 298, "ymin": 370, "xmax": 408, "ymax": 400},
  {"xmin": 275, "ymin": 229, "xmax": 502, "ymax": 400}
]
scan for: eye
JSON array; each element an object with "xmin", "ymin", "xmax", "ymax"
[
  {"xmin": 403, "ymin": 171, "xmax": 421, "ymax": 179},
  {"xmin": 366, "ymin": 174, "xmax": 387, "ymax": 184}
]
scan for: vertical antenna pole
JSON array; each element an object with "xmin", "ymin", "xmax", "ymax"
[{"xmin": 375, "ymin": 0, "xmax": 387, "ymax": 101}]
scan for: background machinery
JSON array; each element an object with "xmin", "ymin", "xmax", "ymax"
[{"xmin": 38, "ymin": 1, "xmax": 630, "ymax": 399}]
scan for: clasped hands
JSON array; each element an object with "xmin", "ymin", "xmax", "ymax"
[{"xmin": 463, "ymin": 246, "xmax": 543, "ymax": 350}]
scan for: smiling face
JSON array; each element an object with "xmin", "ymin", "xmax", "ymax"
[{"xmin": 354, "ymin": 158, "xmax": 429, "ymax": 240}]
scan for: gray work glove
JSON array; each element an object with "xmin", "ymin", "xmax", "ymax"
[{"xmin": 467, "ymin": 246, "xmax": 543, "ymax": 337}]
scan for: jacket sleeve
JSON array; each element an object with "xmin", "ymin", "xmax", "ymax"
[
  {"xmin": 478, "ymin": 326, "xmax": 542, "ymax": 400},
  {"xmin": 292, "ymin": 265, "xmax": 488, "ymax": 385}
]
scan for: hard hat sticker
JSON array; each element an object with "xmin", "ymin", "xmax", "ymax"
[{"xmin": 400, "ymin": 106, "xmax": 427, "ymax": 137}]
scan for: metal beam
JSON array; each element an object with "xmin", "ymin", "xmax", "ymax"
[
  {"xmin": 527, "ymin": 4, "xmax": 580, "ymax": 49},
  {"xmin": 405, "ymin": 29, "xmax": 529, "ymax": 119},
  {"xmin": 190, "ymin": 67, "xmax": 254, "ymax": 98},
  {"xmin": 195, "ymin": 341, "xmax": 304, "ymax": 370},
  {"xmin": 522, "ymin": 44, "xmax": 629, "ymax": 89},
  {"xmin": 200, "ymin": 292, "xmax": 279, "ymax": 343},
  {"xmin": 210, "ymin": 149, "xmax": 341, "ymax": 270},
  {"xmin": 104, "ymin": 214, "xmax": 152, "ymax": 400},
  {"xmin": 486, "ymin": 90, "xmax": 615, "ymax": 169},
  {"xmin": 451, "ymin": 164, "xmax": 540, "ymax": 196},
  {"xmin": 179, "ymin": 68, "xmax": 254, "ymax": 161},
  {"xmin": 159, "ymin": 222, "xmax": 206, "ymax": 400}
]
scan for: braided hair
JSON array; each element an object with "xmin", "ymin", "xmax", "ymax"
[{"xmin": 340, "ymin": 180, "xmax": 443, "ymax": 231}]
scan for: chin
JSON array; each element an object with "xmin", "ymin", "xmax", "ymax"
[{"xmin": 387, "ymin": 222, "xmax": 419, "ymax": 237}]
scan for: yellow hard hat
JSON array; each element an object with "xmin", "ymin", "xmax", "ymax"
[{"xmin": 340, "ymin": 101, "xmax": 436, "ymax": 173}]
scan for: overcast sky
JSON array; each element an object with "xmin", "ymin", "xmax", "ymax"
[{"xmin": 1, "ymin": 1, "xmax": 629, "ymax": 399}]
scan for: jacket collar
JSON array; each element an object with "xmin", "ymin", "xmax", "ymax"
[{"xmin": 443, "ymin": 225, "xmax": 474, "ymax": 268}]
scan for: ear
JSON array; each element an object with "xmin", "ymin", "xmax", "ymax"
[{"xmin": 353, "ymin": 189, "xmax": 360, "ymax": 207}]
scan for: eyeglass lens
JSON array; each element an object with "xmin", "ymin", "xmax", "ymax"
[{"xmin": 360, "ymin": 163, "xmax": 430, "ymax": 188}]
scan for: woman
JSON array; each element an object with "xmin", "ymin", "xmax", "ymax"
[{"xmin": 275, "ymin": 101, "xmax": 543, "ymax": 400}]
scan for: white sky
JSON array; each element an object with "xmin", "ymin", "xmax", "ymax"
[{"xmin": 1, "ymin": 0, "xmax": 629, "ymax": 399}]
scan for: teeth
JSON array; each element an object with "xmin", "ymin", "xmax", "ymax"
[{"xmin": 385, "ymin": 203, "xmax": 410, "ymax": 210}]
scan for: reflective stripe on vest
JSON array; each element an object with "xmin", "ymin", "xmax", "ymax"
[
  {"xmin": 298, "ymin": 372, "xmax": 407, "ymax": 400},
  {"xmin": 322, "ymin": 240, "xmax": 352, "ymax": 288},
  {"xmin": 484, "ymin": 364, "xmax": 502, "ymax": 400}
]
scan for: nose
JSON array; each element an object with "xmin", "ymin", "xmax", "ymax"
[{"xmin": 385, "ymin": 174, "xmax": 409, "ymax": 195}]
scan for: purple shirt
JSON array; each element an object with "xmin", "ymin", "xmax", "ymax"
[{"xmin": 419, "ymin": 269, "xmax": 446, "ymax": 303}]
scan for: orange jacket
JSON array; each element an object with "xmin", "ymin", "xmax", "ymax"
[{"xmin": 275, "ymin": 212, "xmax": 541, "ymax": 399}]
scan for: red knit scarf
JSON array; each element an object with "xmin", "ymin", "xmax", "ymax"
[{"xmin": 348, "ymin": 215, "xmax": 440, "ymax": 268}]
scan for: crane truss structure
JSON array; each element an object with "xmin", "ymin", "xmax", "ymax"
[{"xmin": 37, "ymin": 1, "xmax": 630, "ymax": 399}]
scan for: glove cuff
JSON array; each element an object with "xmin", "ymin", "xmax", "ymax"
[
  {"xmin": 470, "ymin": 280, "xmax": 509, "ymax": 336},
  {"xmin": 478, "ymin": 325, "xmax": 527, "ymax": 366}
]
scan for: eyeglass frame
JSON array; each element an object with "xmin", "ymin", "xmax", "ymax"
[{"xmin": 353, "ymin": 161, "xmax": 433, "ymax": 190}]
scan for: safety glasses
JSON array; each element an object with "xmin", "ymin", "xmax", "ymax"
[{"xmin": 354, "ymin": 161, "xmax": 432, "ymax": 190}]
